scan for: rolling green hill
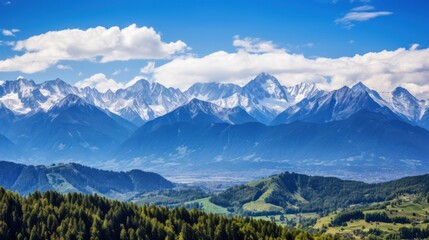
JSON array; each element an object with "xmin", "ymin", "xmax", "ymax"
[
  {"xmin": 210, "ymin": 172, "xmax": 429, "ymax": 215},
  {"xmin": 0, "ymin": 161, "xmax": 174, "ymax": 201}
]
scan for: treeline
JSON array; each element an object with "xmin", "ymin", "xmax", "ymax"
[
  {"xmin": 384, "ymin": 227, "xmax": 429, "ymax": 239},
  {"xmin": 399, "ymin": 227, "xmax": 429, "ymax": 239},
  {"xmin": 331, "ymin": 210, "xmax": 412, "ymax": 227},
  {"xmin": 0, "ymin": 187, "xmax": 342, "ymax": 240},
  {"xmin": 331, "ymin": 210, "xmax": 364, "ymax": 226},
  {"xmin": 364, "ymin": 212, "xmax": 410, "ymax": 224}
]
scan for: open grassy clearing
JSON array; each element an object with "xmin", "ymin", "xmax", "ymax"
[{"xmin": 185, "ymin": 197, "xmax": 230, "ymax": 214}]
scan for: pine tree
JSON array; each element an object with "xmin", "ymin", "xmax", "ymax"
[{"xmin": 120, "ymin": 227, "xmax": 128, "ymax": 240}]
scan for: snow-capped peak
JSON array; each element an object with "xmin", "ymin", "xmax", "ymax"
[
  {"xmin": 185, "ymin": 82, "xmax": 241, "ymax": 101},
  {"xmin": 387, "ymin": 87, "xmax": 422, "ymax": 121},
  {"xmin": 286, "ymin": 82, "xmax": 323, "ymax": 104},
  {"xmin": 393, "ymin": 87, "xmax": 415, "ymax": 98},
  {"xmin": 54, "ymin": 94, "xmax": 88, "ymax": 109},
  {"xmin": 351, "ymin": 82, "xmax": 370, "ymax": 93},
  {"xmin": 243, "ymin": 72, "xmax": 288, "ymax": 100}
]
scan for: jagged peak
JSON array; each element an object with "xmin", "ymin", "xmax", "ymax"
[
  {"xmin": 251, "ymin": 72, "xmax": 280, "ymax": 85},
  {"xmin": 256, "ymin": 72, "xmax": 275, "ymax": 79},
  {"xmin": 6, "ymin": 77, "xmax": 36, "ymax": 87},
  {"xmin": 125, "ymin": 79, "xmax": 160, "ymax": 92},
  {"xmin": 41, "ymin": 78, "xmax": 69, "ymax": 87},
  {"xmin": 393, "ymin": 86, "xmax": 412, "ymax": 96},
  {"xmin": 244, "ymin": 72, "xmax": 288, "ymax": 100},
  {"xmin": 186, "ymin": 98, "xmax": 213, "ymax": 109},
  {"xmin": 334, "ymin": 86, "xmax": 352, "ymax": 94},
  {"xmin": 288, "ymin": 82, "xmax": 318, "ymax": 92},
  {"xmin": 55, "ymin": 94, "xmax": 88, "ymax": 109},
  {"xmin": 351, "ymin": 81, "xmax": 370, "ymax": 92}
]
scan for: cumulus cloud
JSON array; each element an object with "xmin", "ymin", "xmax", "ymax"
[
  {"xmin": 152, "ymin": 38, "xmax": 429, "ymax": 99},
  {"xmin": 75, "ymin": 73, "xmax": 122, "ymax": 93},
  {"xmin": 233, "ymin": 36, "xmax": 281, "ymax": 53},
  {"xmin": 75, "ymin": 73, "xmax": 146, "ymax": 93},
  {"xmin": 0, "ymin": 24, "xmax": 188, "ymax": 73},
  {"xmin": 140, "ymin": 61, "xmax": 156, "ymax": 74},
  {"xmin": 2, "ymin": 28, "xmax": 19, "ymax": 37}
]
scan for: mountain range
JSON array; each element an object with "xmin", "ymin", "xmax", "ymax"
[
  {"xmin": 0, "ymin": 161, "xmax": 174, "ymax": 200},
  {"xmin": 1, "ymin": 73, "xmax": 427, "ymax": 127},
  {"xmin": 0, "ymin": 73, "xmax": 428, "ymax": 179}
]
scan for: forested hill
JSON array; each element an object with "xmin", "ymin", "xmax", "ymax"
[
  {"xmin": 0, "ymin": 187, "xmax": 338, "ymax": 240},
  {"xmin": 210, "ymin": 172, "xmax": 429, "ymax": 214},
  {"xmin": 0, "ymin": 161, "xmax": 174, "ymax": 200}
]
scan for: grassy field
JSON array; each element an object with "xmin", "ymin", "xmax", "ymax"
[
  {"xmin": 185, "ymin": 197, "xmax": 230, "ymax": 214},
  {"xmin": 242, "ymin": 177, "xmax": 306, "ymax": 213},
  {"xmin": 242, "ymin": 186, "xmax": 284, "ymax": 212},
  {"xmin": 313, "ymin": 194, "xmax": 429, "ymax": 238}
]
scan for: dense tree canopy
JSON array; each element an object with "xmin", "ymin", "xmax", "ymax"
[{"xmin": 0, "ymin": 187, "xmax": 343, "ymax": 240}]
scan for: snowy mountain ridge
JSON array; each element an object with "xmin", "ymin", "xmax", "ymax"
[{"xmin": 0, "ymin": 73, "xmax": 427, "ymax": 128}]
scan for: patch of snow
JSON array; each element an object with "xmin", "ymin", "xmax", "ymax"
[
  {"xmin": 258, "ymin": 97, "xmax": 290, "ymax": 113},
  {"xmin": 0, "ymin": 93, "xmax": 31, "ymax": 114}
]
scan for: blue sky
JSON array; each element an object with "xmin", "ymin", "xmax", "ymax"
[{"xmin": 0, "ymin": 0, "xmax": 429, "ymax": 96}]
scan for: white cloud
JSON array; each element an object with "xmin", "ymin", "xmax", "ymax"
[
  {"xmin": 0, "ymin": 24, "xmax": 188, "ymax": 73},
  {"xmin": 336, "ymin": 11, "xmax": 392, "ymax": 28},
  {"xmin": 402, "ymin": 83, "xmax": 429, "ymax": 100},
  {"xmin": 75, "ymin": 73, "xmax": 146, "ymax": 93},
  {"xmin": 56, "ymin": 64, "xmax": 72, "ymax": 70},
  {"xmin": 337, "ymin": 11, "xmax": 392, "ymax": 23},
  {"xmin": 2, "ymin": 28, "xmax": 19, "ymax": 37},
  {"xmin": 233, "ymin": 36, "xmax": 281, "ymax": 53},
  {"xmin": 152, "ymin": 38, "xmax": 429, "ymax": 99},
  {"xmin": 140, "ymin": 61, "xmax": 156, "ymax": 74},
  {"xmin": 410, "ymin": 43, "xmax": 419, "ymax": 51},
  {"xmin": 75, "ymin": 73, "xmax": 123, "ymax": 93},
  {"xmin": 351, "ymin": 5, "xmax": 374, "ymax": 11}
]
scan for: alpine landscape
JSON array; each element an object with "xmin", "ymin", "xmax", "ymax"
[{"xmin": 0, "ymin": 1, "xmax": 429, "ymax": 239}]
